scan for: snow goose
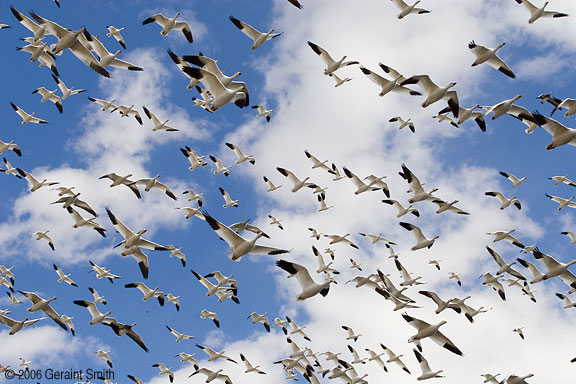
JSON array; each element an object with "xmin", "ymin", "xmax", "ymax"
[
  {"xmin": 329, "ymin": 73, "xmax": 352, "ymax": 87},
  {"xmin": 364, "ymin": 348, "xmax": 388, "ymax": 371},
  {"xmin": 342, "ymin": 325, "xmax": 361, "ymax": 342},
  {"xmin": 66, "ymin": 206, "xmax": 106, "ymax": 237},
  {"xmin": 402, "ymin": 313, "xmax": 463, "ymax": 355},
  {"xmin": 485, "ymin": 191, "xmax": 521, "ymax": 210},
  {"xmin": 276, "ymin": 260, "xmax": 335, "ymax": 300},
  {"xmin": 166, "ymin": 293, "xmax": 181, "ymax": 311},
  {"xmin": 391, "ymin": 0, "xmax": 431, "ymax": 19},
  {"xmin": 561, "ymin": 231, "xmax": 576, "ymax": 244},
  {"xmin": 395, "ymin": 259, "xmax": 424, "ymax": 286},
  {"xmin": 31, "ymin": 230, "xmax": 55, "ymax": 250},
  {"xmin": 210, "ymin": 155, "xmax": 232, "ymax": 176},
  {"xmin": 342, "ymin": 167, "xmax": 380, "ymax": 195},
  {"xmin": 1, "ymin": 158, "xmax": 22, "ymax": 179},
  {"xmin": 359, "ymin": 65, "xmax": 421, "ymax": 97},
  {"xmin": 382, "ymin": 199, "xmax": 420, "ymax": 217},
  {"xmin": 378, "ymin": 63, "xmax": 410, "ymax": 84},
  {"xmin": 166, "ymin": 325, "xmax": 194, "ymax": 342},
  {"xmin": 550, "ymin": 174, "xmax": 576, "ymax": 187},
  {"xmin": 307, "ymin": 41, "xmax": 359, "ymax": 75},
  {"xmin": 358, "ymin": 232, "xmax": 395, "ymax": 245},
  {"xmin": 0, "ymin": 140, "xmax": 22, "ymax": 157},
  {"xmin": 219, "ymin": 187, "xmax": 238, "ymax": 208},
  {"xmin": 400, "ymin": 164, "xmax": 438, "ymax": 203},
  {"xmin": 304, "ymin": 150, "xmax": 331, "ymax": 172},
  {"xmin": 166, "ymin": 245, "xmax": 187, "ymax": 267},
  {"xmin": 469, "ymin": 40, "xmax": 515, "ymax": 78},
  {"xmin": 377, "ymin": 269, "xmax": 416, "ymax": 303},
  {"xmin": 432, "ymin": 114, "xmax": 459, "ymax": 130},
  {"xmin": 60, "ymin": 315, "xmax": 75, "ymax": 336},
  {"xmin": 515, "ymin": 0, "xmax": 568, "ymax": 23},
  {"xmin": 31, "ymin": 87, "xmax": 63, "ymax": 113},
  {"xmin": 182, "ymin": 54, "xmax": 243, "ymax": 88},
  {"xmin": 196, "ymin": 344, "xmax": 238, "ymax": 363},
  {"xmin": 74, "ymin": 300, "xmax": 112, "ymax": 325},
  {"xmin": 189, "ymin": 368, "xmax": 232, "ymax": 384},
  {"xmin": 52, "ymin": 193, "xmax": 97, "ymax": 216},
  {"xmin": 268, "ymin": 215, "xmax": 283, "ymax": 230},
  {"xmin": 0, "ymin": 21, "xmax": 9, "ymax": 29},
  {"xmin": 312, "ymin": 245, "xmax": 339, "ymax": 275},
  {"xmin": 10, "ymin": 7, "xmax": 46, "ymax": 42},
  {"xmin": 28, "ymin": 12, "xmax": 110, "ymax": 77},
  {"xmin": 380, "ymin": 344, "xmax": 410, "ymax": 374},
  {"xmin": 142, "ymin": 106, "xmax": 178, "ymax": 132},
  {"xmin": 346, "ymin": 344, "xmax": 368, "ymax": 365},
  {"xmin": 0, "ymin": 314, "xmax": 44, "ymax": 335},
  {"xmin": 10, "ymin": 103, "xmax": 48, "ymax": 124},
  {"xmin": 240, "ymin": 353, "xmax": 266, "ymax": 374},
  {"xmin": 19, "ymin": 291, "xmax": 68, "ymax": 331},
  {"xmin": 531, "ymin": 113, "xmax": 576, "ymax": 150},
  {"xmin": 7, "ymin": 292, "xmax": 22, "ymax": 305},
  {"xmin": 263, "ymin": 176, "xmax": 282, "ymax": 191},
  {"xmin": 182, "ymin": 66, "xmax": 248, "ymax": 111},
  {"xmin": 480, "ymin": 273, "xmax": 506, "ymax": 300},
  {"xmin": 135, "ymin": 175, "xmax": 177, "ymax": 200},
  {"xmin": 513, "ymin": 327, "xmax": 525, "ymax": 340},
  {"xmin": 180, "ymin": 146, "xmax": 208, "ymax": 171},
  {"xmin": 0, "ymin": 266, "xmax": 15, "ymax": 286},
  {"xmin": 182, "ymin": 188, "xmax": 204, "ymax": 205},
  {"xmin": 430, "ymin": 199, "xmax": 469, "ymax": 214},
  {"xmin": 324, "ymin": 233, "xmax": 359, "ymax": 249},
  {"xmin": 142, "ymin": 13, "xmax": 193, "ymax": 42},
  {"xmin": 500, "ymin": 171, "xmax": 526, "ymax": 187},
  {"xmin": 88, "ymin": 287, "xmax": 107, "ymax": 305},
  {"xmin": 106, "ymin": 208, "xmax": 170, "ymax": 251},
  {"xmin": 229, "ymin": 16, "xmax": 282, "ymax": 50},
  {"xmin": 545, "ymin": 194, "xmax": 576, "ymax": 210},
  {"xmin": 225, "ymin": 142, "xmax": 255, "ymax": 165},
  {"xmin": 400, "ymin": 75, "xmax": 459, "ymax": 116},
  {"xmin": 83, "ymin": 31, "xmax": 142, "ymax": 71},
  {"xmin": 102, "ymin": 317, "xmax": 149, "ymax": 352},
  {"xmin": 52, "ymin": 75, "xmax": 85, "ymax": 100},
  {"xmin": 200, "ymin": 309, "xmax": 220, "ymax": 327},
  {"xmin": 442, "ymin": 104, "xmax": 487, "ymax": 131},
  {"xmin": 388, "ymin": 116, "xmax": 416, "ymax": 133},
  {"xmin": 413, "ymin": 349, "xmax": 444, "ymax": 380},
  {"xmin": 110, "ymin": 104, "xmax": 143, "ymax": 124},
  {"xmin": 89, "ymin": 97, "xmax": 118, "ymax": 111},
  {"xmin": 176, "ymin": 352, "xmax": 198, "ymax": 369},
  {"xmin": 276, "ymin": 167, "xmax": 315, "ymax": 192},
  {"xmin": 486, "ymin": 246, "xmax": 526, "ymax": 280},
  {"xmin": 486, "ymin": 230, "xmax": 525, "ymax": 249},
  {"xmin": 516, "ymin": 258, "xmax": 545, "ymax": 284},
  {"xmin": 167, "ymin": 50, "xmax": 202, "ymax": 90},
  {"xmin": 106, "ymin": 26, "xmax": 126, "ymax": 49},
  {"xmin": 120, "ymin": 246, "xmax": 150, "ymax": 279},
  {"xmin": 506, "ymin": 374, "xmax": 534, "ymax": 384},
  {"xmin": 229, "ymin": 219, "xmax": 270, "ymax": 238},
  {"xmin": 399, "ymin": 222, "xmax": 439, "ymax": 251},
  {"xmin": 97, "ymin": 350, "xmax": 113, "ymax": 368},
  {"xmin": 419, "ymin": 290, "xmax": 461, "ymax": 314},
  {"xmin": 482, "ymin": 95, "xmax": 531, "ymax": 120},
  {"xmin": 89, "ymin": 261, "xmax": 122, "ymax": 283},
  {"xmin": 177, "ymin": 206, "xmax": 205, "ymax": 220},
  {"xmin": 248, "ymin": 312, "xmax": 270, "ymax": 332},
  {"xmin": 191, "ymin": 269, "xmax": 226, "ymax": 297},
  {"xmin": 532, "ymin": 247, "xmax": 576, "ymax": 287},
  {"xmin": 53, "ymin": 264, "xmax": 78, "ymax": 287},
  {"xmin": 152, "ymin": 363, "xmax": 174, "ymax": 383},
  {"xmin": 555, "ymin": 293, "xmax": 576, "ymax": 309},
  {"xmin": 555, "ymin": 98, "xmax": 576, "ymax": 117},
  {"xmin": 125, "ymin": 282, "xmax": 164, "ymax": 306},
  {"xmin": 317, "ymin": 194, "xmax": 334, "ymax": 212}
]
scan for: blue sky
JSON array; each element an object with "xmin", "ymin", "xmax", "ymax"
[{"xmin": 1, "ymin": 0, "xmax": 576, "ymax": 383}]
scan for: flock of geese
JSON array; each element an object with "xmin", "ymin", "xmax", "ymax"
[{"xmin": 1, "ymin": 1, "xmax": 576, "ymax": 384}]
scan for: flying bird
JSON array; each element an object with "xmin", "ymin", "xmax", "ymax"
[
  {"xmin": 307, "ymin": 41, "xmax": 359, "ymax": 75},
  {"xmin": 469, "ymin": 40, "xmax": 515, "ymax": 78},
  {"xmin": 229, "ymin": 16, "xmax": 282, "ymax": 50},
  {"xmin": 276, "ymin": 260, "xmax": 335, "ymax": 300},
  {"xmin": 515, "ymin": 0, "xmax": 568, "ymax": 23},
  {"xmin": 390, "ymin": 0, "xmax": 431, "ymax": 19},
  {"xmin": 142, "ymin": 13, "xmax": 193, "ymax": 42}
]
